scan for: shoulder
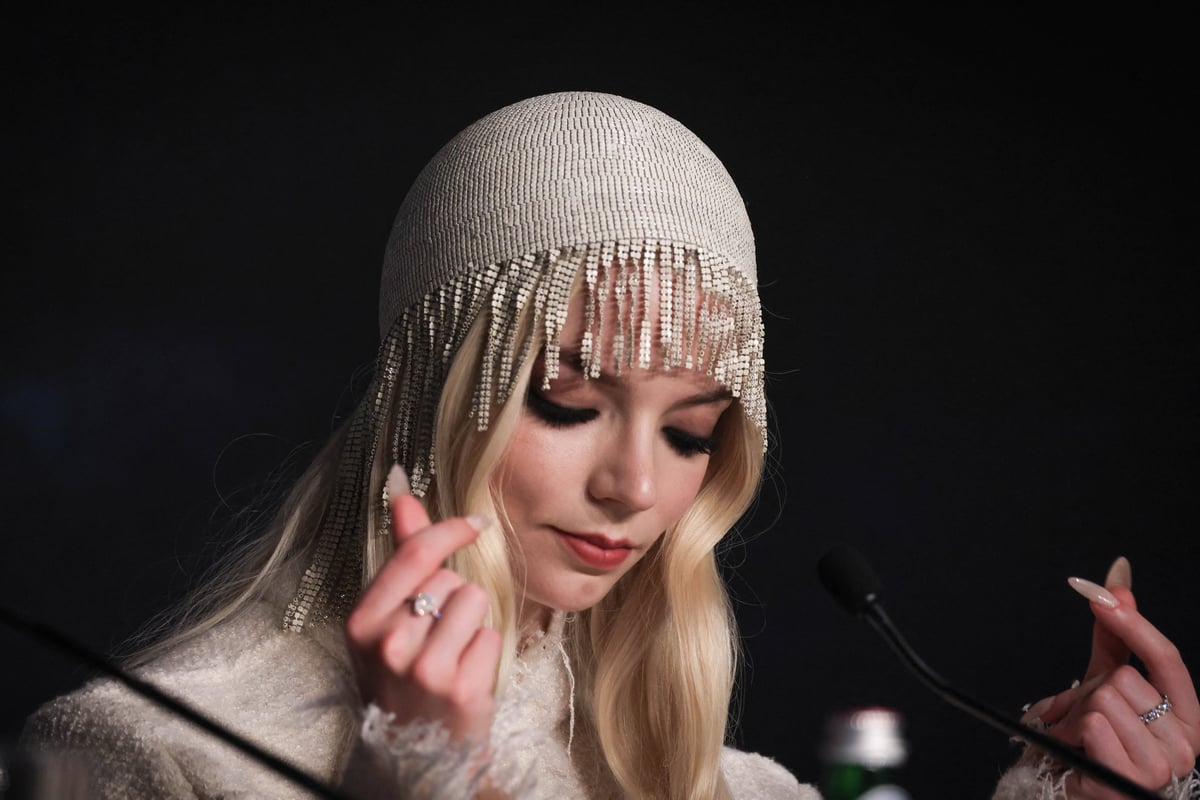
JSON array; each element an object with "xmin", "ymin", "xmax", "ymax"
[
  {"xmin": 22, "ymin": 602, "xmax": 354, "ymax": 798},
  {"xmin": 24, "ymin": 676, "xmax": 204, "ymax": 798},
  {"xmin": 720, "ymin": 746, "xmax": 821, "ymax": 800}
]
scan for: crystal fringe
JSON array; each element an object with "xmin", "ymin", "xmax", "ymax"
[{"xmin": 283, "ymin": 240, "xmax": 765, "ymax": 632}]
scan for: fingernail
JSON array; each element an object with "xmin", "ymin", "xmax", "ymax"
[
  {"xmin": 1104, "ymin": 556, "xmax": 1132, "ymax": 590},
  {"xmin": 465, "ymin": 514, "xmax": 492, "ymax": 533},
  {"xmin": 387, "ymin": 464, "xmax": 411, "ymax": 498},
  {"xmin": 1067, "ymin": 576, "xmax": 1120, "ymax": 608},
  {"xmin": 1020, "ymin": 695, "xmax": 1056, "ymax": 724}
]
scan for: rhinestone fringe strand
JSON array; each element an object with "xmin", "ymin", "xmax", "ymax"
[{"xmin": 283, "ymin": 240, "xmax": 765, "ymax": 632}]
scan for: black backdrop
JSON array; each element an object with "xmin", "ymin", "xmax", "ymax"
[{"xmin": 4, "ymin": 6, "xmax": 1197, "ymax": 798}]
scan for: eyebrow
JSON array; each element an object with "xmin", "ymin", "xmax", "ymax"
[
  {"xmin": 675, "ymin": 387, "xmax": 735, "ymax": 408},
  {"xmin": 555, "ymin": 347, "xmax": 734, "ymax": 407}
]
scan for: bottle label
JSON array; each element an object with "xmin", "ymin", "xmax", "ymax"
[{"xmin": 859, "ymin": 786, "xmax": 912, "ymax": 800}]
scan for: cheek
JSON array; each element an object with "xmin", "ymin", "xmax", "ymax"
[
  {"xmin": 658, "ymin": 460, "xmax": 710, "ymax": 523},
  {"xmin": 497, "ymin": 418, "xmax": 590, "ymax": 510}
]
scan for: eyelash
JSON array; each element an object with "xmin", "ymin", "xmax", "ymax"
[
  {"xmin": 525, "ymin": 389, "xmax": 718, "ymax": 457},
  {"xmin": 526, "ymin": 389, "xmax": 597, "ymax": 426}
]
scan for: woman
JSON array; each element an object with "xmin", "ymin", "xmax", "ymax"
[{"xmin": 24, "ymin": 92, "xmax": 1199, "ymax": 799}]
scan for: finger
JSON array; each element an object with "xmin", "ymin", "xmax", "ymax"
[
  {"xmin": 1040, "ymin": 567, "xmax": 1136, "ymax": 726},
  {"xmin": 1110, "ymin": 667, "xmax": 1199, "ymax": 776},
  {"xmin": 413, "ymin": 583, "xmax": 491, "ymax": 681},
  {"xmin": 1084, "ymin": 616, "xmax": 1133, "ymax": 685},
  {"xmin": 1069, "ymin": 689, "xmax": 1181, "ymax": 794},
  {"xmin": 1142, "ymin": 710, "xmax": 1199, "ymax": 778},
  {"xmin": 1091, "ymin": 586, "xmax": 1200, "ymax": 726},
  {"xmin": 386, "ymin": 464, "xmax": 432, "ymax": 544},
  {"xmin": 1081, "ymin": 680, "xmax": 1165, "ymax": 776},
  {"xmin": 457, "ymin": 626, "xmax": 503, "ymax": 695},
  {"xmin": 1039, "ymin": 672, "xmax": 1107, "ymax": 727},
  {"xmin": 1076, "ymin": 558, "xmax": 1133, "ymax": 689},
  {"xmin": 374, "ymin": 569, "xmax": 465, "ymax": 669},
  {"xmin": 388, "ymin": 568, "xmax": 465, "ymax": 632},
  {"xmin": 1104, "ymin": 556, "xmax": 1132, "ymax": 591},
  {"xmin": 1064, "ymin": 712, "xmax": 1140, "ymax": 799},
  {"xmin": 349, "ymin": 519, "xmax": 484, "ymax": 633},
  {"xmin": 1071, "ymin": 577, "xmax": 1136, "ymax": 682}
]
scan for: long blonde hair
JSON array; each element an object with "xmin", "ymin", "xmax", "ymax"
[
  {"xmin": 405, "ymin": 289, "xmax": 764, "ymax": 799},
  {"xmin": 126, "ymin": 279, "xmax": 765, "ymax": 800}
]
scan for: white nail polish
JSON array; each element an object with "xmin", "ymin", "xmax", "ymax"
[
  {"xmin": 465, "ymin": 514, "xmax": 492, "ymax": 533},
  {"xmin": 1020, "ymin": 695, "xmax": 1055, "ymax": 724},
  {"xmin": 387, "ymin": 464, "xmax": 411, "ymax": 498},
  {"xmin": 1104, "ymin": 556, "xmax": 1132, "ymax": 590},
  {"xmin": 1067, "ymin": 576, "xmax": 1120, "ymax": 608}
]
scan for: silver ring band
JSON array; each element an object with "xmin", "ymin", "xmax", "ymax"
[{"xmin": 1139, "ymin": 695, "xmax": 1171, "ymax": 724}]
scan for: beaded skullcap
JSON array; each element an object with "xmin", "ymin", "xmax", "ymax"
[{"xmin": 284, "ymin": 92, "xmax": 765, "ymax": 632}]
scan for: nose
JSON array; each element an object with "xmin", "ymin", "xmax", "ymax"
[{"xmin": 587, "ymin": 424, "xmax": 657, "ymax": 513}]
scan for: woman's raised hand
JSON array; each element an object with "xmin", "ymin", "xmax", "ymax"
[
  {"xmin": 345, "ymin": 465, "xmax": 503, "ymax": 745},
  {"xmin": 1029, "ymin": 559, "xmax": 1199, "ymax": 798}
]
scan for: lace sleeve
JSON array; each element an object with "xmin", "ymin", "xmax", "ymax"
[
  {"xmin": 993, "ymin": 747, "xmax": 1199, "ymax": 800},
  {"xmin": 338, "ymin": 704, "xmax": 538, "ymax": 800},
  {"xmin": 992, "ymin": 715, "xmax": 1200, "ymax": 800}
]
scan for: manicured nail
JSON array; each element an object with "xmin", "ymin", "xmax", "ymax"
[
  {"xmin": 465, "ymin": 514, "xmax": 492, "ymax": 533},
  {"xmin": 1020, "ymin": 695, "xmax": 1056, "ymax": 724},
  {"xmin": 387, "ymin": 464, "xmax": 411, "ymax": 498},
  {"xmin": 1067, "ymin": 576, "xmax": 1120, "ymax": 608},
  {"xmin": 1104, "ymin": 556, "xmax": 1132, "ymax": 590}
]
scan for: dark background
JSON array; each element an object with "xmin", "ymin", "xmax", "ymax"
[{"xmin": 3, "ymin": 5, "xmax": 1196, "ymax": 797}]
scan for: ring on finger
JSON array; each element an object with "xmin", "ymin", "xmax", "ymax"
[
  {"xmin": 1138, "ymin": 694, "xmax": 1171, "ymax": 725},
  {"xmin": 407, "ymin": 592, "xmax": 443, "ymax": 620}
]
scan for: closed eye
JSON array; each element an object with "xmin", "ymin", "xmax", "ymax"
[
  {"xmin": 526, "ymin": 388, "xmax": 598, "ymax": 427},
  {"xmin": 527, "ymin": 387, "xmax": 718, "ymax": 457},
  {"xmin": 665, "ymin": 428, "xmax": 718, "ymax": 457}
]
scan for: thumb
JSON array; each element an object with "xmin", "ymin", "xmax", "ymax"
[
  {"xmin": 386, "ymin": 464, "xmax": 432, "ymax": 543},
  {"xmin": 1037, "ymin": 578, "xmax": 1135, "ymax": 727},
  {"xmin": 1072, "ymin": 574, "xmax": 1136, "ymax": 683},
  {"xmin": 1032, "ymin": 559, "xmax": 1136, "ymax": 727}
]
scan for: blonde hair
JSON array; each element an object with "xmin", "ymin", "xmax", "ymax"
[
  {"xmin": 579, "ymin": 408, "xmax": 761, "ymax": 800},
  {"xmin": 400, "ymin": 288, "xmax": 763, "ymax": 799},
  {"xmin": 126, "ymin": 278, "xmax": 765, "ymax": 800}
]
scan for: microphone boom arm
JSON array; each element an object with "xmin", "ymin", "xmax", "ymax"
[
  {"xmin": 863, "ymin": 600, "xmax": 1159, "ymax": 800},
  {"xmin": 0, "ymin": 604, "xmax": 356, "ymax": 800}
]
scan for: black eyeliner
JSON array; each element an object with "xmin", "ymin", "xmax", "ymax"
[
  {"xmin": 527, "ymin": 387, "xmax": 717, "ymax": 457},
  {"xmin": 666, "ymin": 428, "xmax": 718, "ymax": 457},
  {"xmin": 526, "ymin": 387, "xmax": 598, "ymax": 427}
]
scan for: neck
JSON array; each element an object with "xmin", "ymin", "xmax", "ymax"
[{"xmin": 518, "ymin": 600, "xmax": 553, "ymax": 638}]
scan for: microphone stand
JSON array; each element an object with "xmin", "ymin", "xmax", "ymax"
[
  {"xmin": 863, "ymin": 600, "xmax": 1159, "ymax": 800},
  {"xmin": 1, "ymin": 605, "xmax": 356, "ymax": 800}
]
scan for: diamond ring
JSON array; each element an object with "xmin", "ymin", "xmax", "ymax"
[
  {"xmin": 408, "ymin": 592, "xmax": 442, "ymax": 620},
  {"xmin": 1139, "ymin": 695, "xmax": 1171, "ymax": 725}
]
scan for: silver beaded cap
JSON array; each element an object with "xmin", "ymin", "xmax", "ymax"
[{"xmin": 284, "ymin": 92, "xmax": 765, "ymax": 632}]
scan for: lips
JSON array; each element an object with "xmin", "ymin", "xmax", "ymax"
[{"xmin": 553, "ymin": 528, "xmax": 634, "ymax": 570}]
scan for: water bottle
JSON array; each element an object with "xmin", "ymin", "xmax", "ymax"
[{"xmin": 818, "ymin": 706, "xmax": 912, "ymax": 800}]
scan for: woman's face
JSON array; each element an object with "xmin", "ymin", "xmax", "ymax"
[{"xmin": 496, "ymin": 288, "xmax": 733, "ymax": 628}]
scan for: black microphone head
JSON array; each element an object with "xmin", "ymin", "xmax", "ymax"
[{"xmin": 817, "ymin": 545, "xmax": 883, "ymax": 615}]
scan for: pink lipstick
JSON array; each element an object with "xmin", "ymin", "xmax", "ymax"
[{"xmin": 554, "ymin": 529, "xmax": 633, "ymax": 569}]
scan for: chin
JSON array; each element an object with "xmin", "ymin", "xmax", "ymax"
[{"xmin": 534, "ymin": 576, "xmax": 622, "ymax": 615}]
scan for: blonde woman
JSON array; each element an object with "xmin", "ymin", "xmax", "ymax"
[{"xmin": 24, "ymin": 92, "xmax": 1200, "ymax": 800}]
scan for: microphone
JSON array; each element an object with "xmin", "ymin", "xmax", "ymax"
[
  {"xmin": 817, "ymin": 545, "xmax": 1159, "ymax": 800},
  {"xmin": 0, "ymin": 604, "xmax": 356, "ymax": 800}
]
